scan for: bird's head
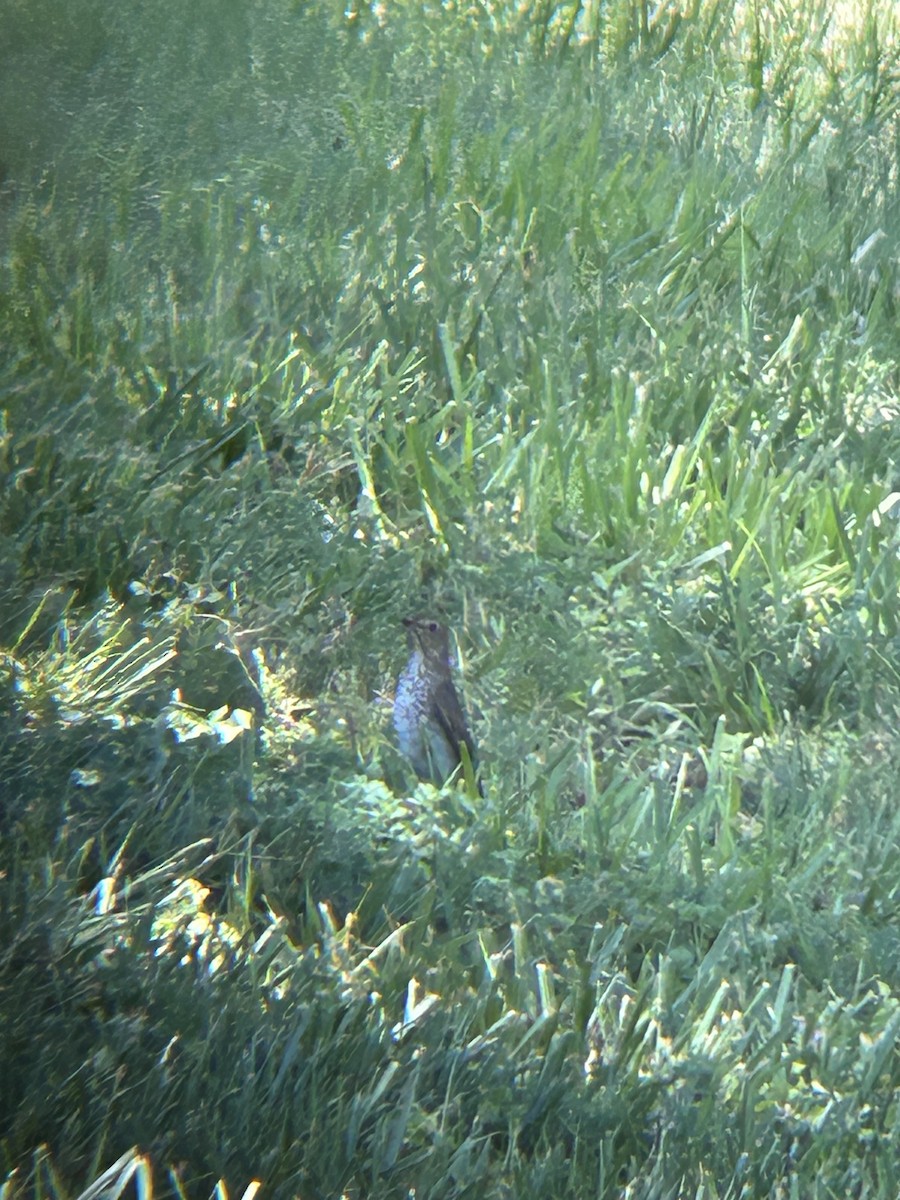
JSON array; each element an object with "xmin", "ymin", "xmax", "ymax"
[{"xmin": 403, "ymin": 615, "xmax": 452, "ymax": 665}]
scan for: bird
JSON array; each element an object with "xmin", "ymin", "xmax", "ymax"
[{"xmin": 393, "ymin": 615, "xmax": 481, "ymax": 792}]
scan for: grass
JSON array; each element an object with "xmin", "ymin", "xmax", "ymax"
[{"xmin": 2, "ymin": 0, "xmax": 900, "ymax": 1195}]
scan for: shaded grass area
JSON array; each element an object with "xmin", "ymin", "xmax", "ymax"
[{"xmin": 2, "ymin": 0, "xmax": 900, "ymax": 1195}]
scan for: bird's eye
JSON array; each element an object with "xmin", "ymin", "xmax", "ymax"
[{"xmin": 428, "ymin": 622, "xmax": 438, "ymax": 632}]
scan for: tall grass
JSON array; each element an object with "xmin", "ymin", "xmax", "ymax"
[{"xmin": 2, "ymin": 0, "xmax": 900, "ymax": 1195}]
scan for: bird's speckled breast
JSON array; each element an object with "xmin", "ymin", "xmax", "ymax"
[
  {"xmin": 393, "ymin": 646, "xmax": 460, "ymax": 783},
  {"xmin": 393, "ymin": 647, "xmax": 428, "ymax": 764}
]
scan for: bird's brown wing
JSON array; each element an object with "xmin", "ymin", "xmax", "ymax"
[
  {"xmin": 431, "ymin": 678, "xmax": 482, "ymax": 795},
  {"xmin": 431, "ymin": 678, "xmax": 477, "ymax": 764}
]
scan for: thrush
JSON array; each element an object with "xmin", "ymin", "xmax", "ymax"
[{"xmin": 393, "ymin": 615, "xmax": 481, "ymax": 792}]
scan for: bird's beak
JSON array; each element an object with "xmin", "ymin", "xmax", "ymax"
[{"xmin": 402, "ymin": 616, "xmax": 421, "ymax": 648}]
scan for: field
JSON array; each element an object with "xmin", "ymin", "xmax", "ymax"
[{"xmin": 2, "ymin": 0, "xmax": 900, "ymax": 1196}]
